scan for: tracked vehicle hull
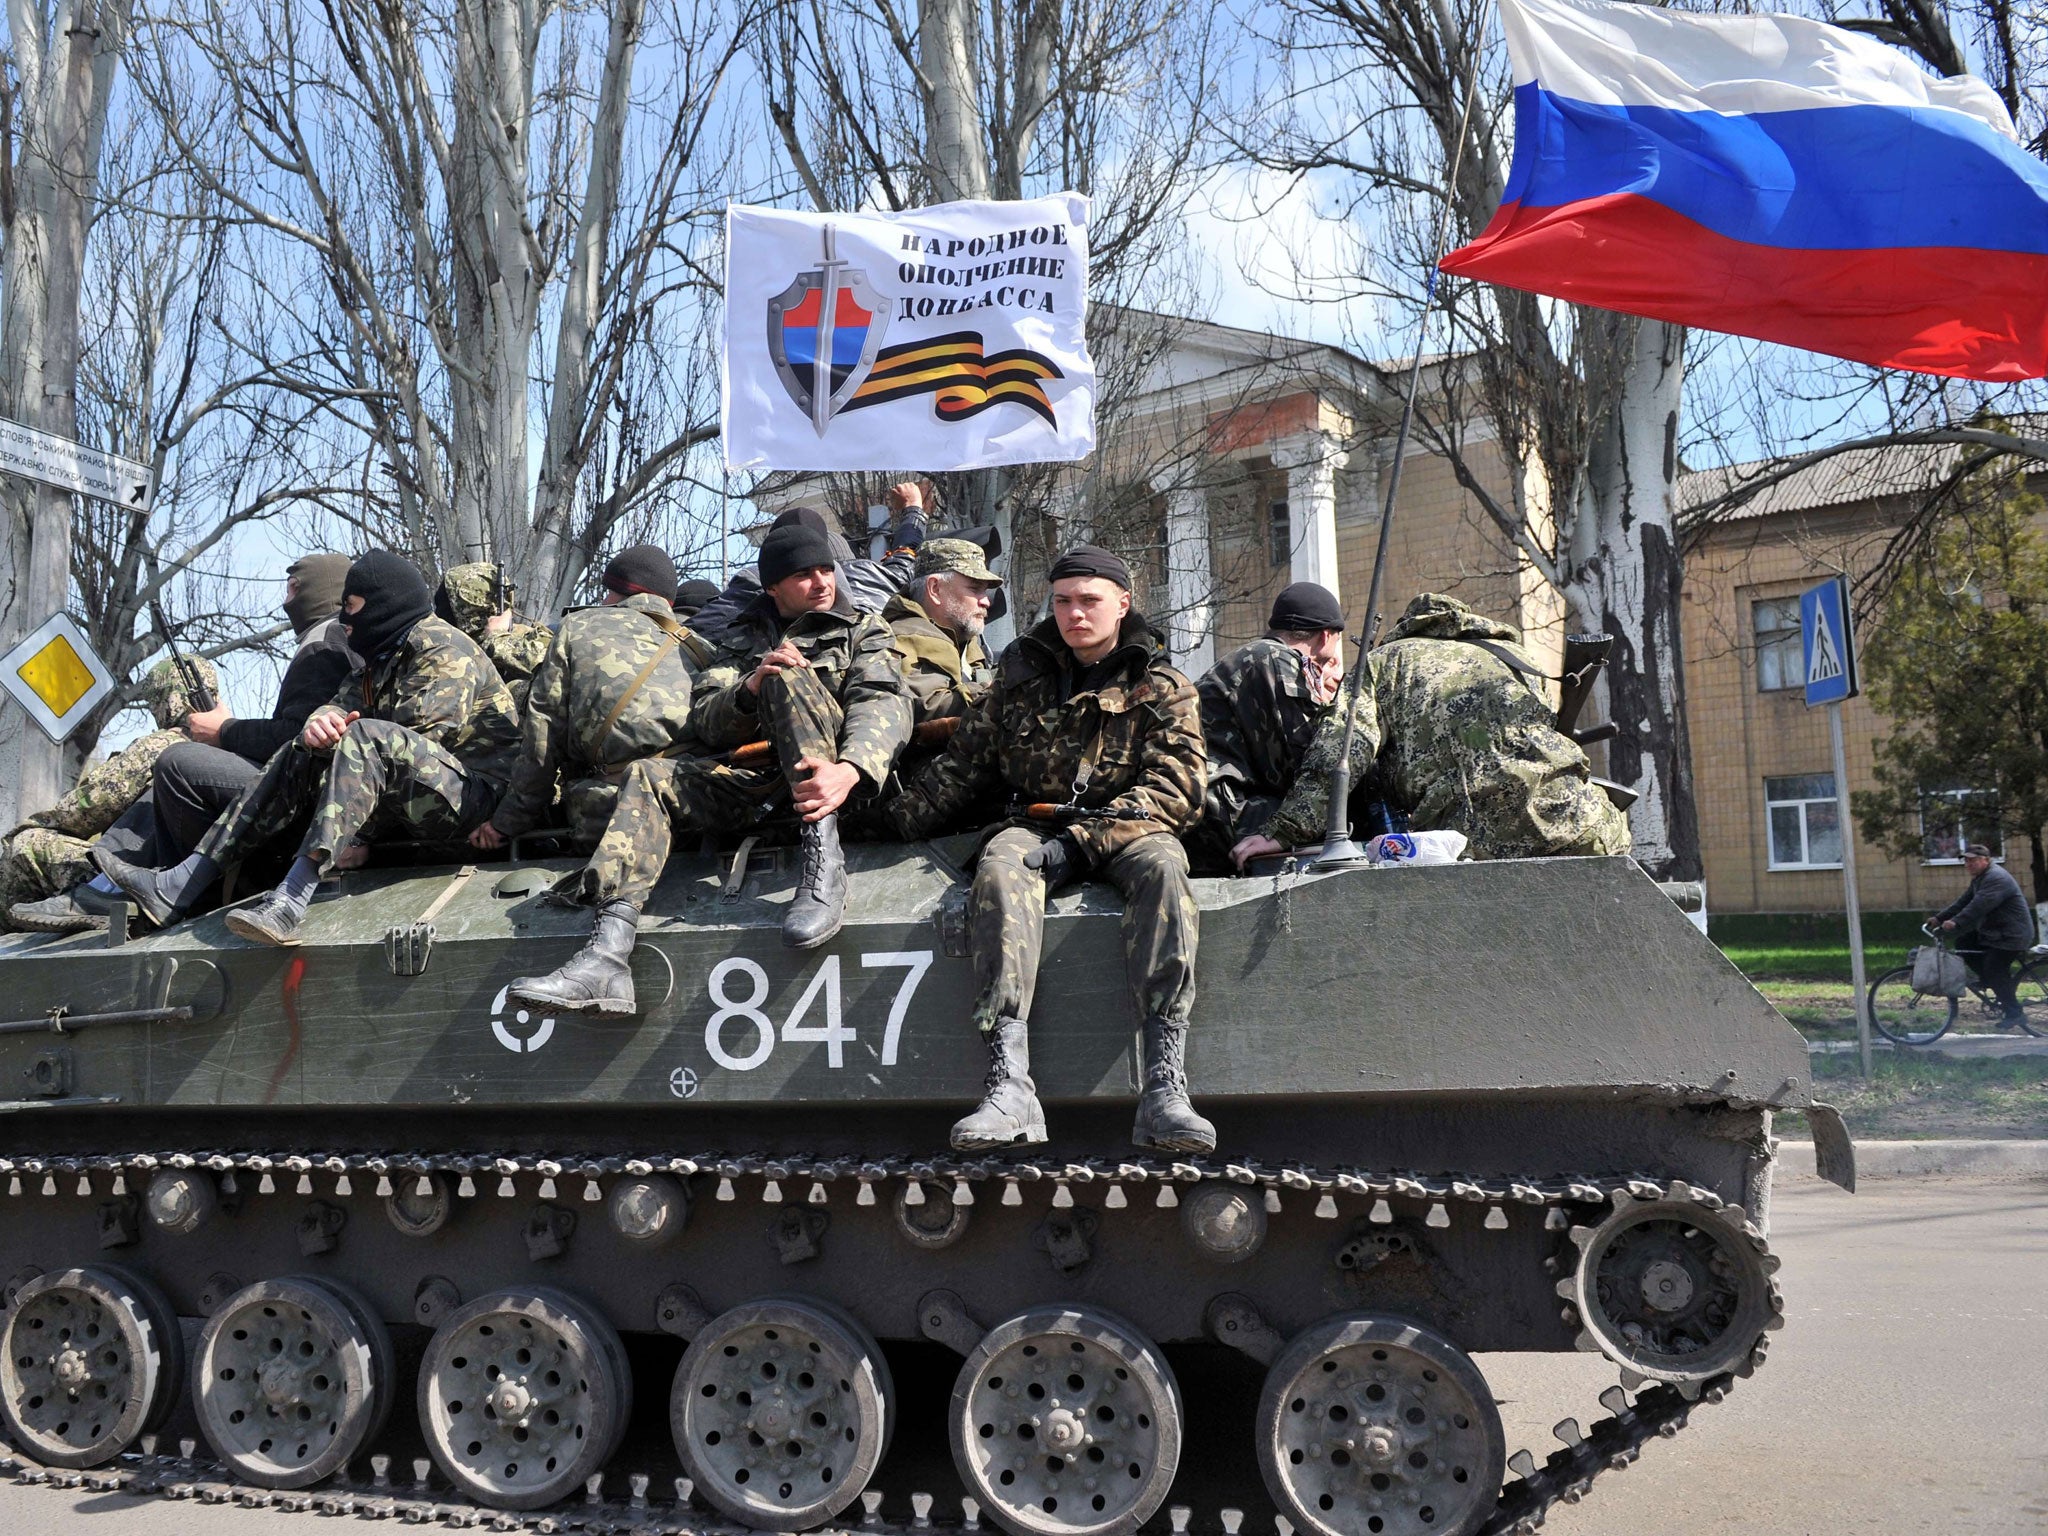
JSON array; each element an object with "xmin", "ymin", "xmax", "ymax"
[{"xmin": 0, "ymin": 850, "xmax": 1848, "ymax": 1536}]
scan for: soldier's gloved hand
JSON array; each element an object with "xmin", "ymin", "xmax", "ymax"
[{"xmin": 1023, "ymin": 833, "xmax": 1086, "ymax": 892}]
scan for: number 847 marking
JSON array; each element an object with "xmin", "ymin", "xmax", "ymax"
[{"xmin": 705, "ymin": 951, "xmax": 933, "ymax": 1072}]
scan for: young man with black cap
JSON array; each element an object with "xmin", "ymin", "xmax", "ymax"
[
  {"xmin": 887, "ymin": 543, "xmax": 1216, "ymax": 1154},
  {"xmin": 471, "ymin": 545, "xmax": 713, "ymax": 854},
  {"xmin": 505, "ymin": 520, "xmax": 910, "ymax": 1014},
  {"xmin": 1191, "ymin": 581, "xmax": 1348, "ymax": 873},
  {"xmin": 97, "ymin": 551, "xmax": 522, "ymax": 944}
]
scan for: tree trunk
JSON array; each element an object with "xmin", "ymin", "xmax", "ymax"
[
  {"xmin": 447, "ymin": 0, "xmax": 540, "ymax": 570},
  {"xmin": 0, "ymin": 0, "xmax": 133, "ymax": 828},
  {"xmin": 1569, "ymin": 318, "xmax": 1702, "ymax": 880},
  {"xmin": 918, "ymin": 0, "xmax": 988, "ymax": 202}
]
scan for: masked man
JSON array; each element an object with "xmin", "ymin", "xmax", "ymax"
[
  {"xmin": 97, "ymin": 552, "xmax": 521, "ymax": 944},
  {"xmin": 472, "ymin": 546, "xmax": 710, "ymax": 853},
  {"xmin": 506, "ymin": 519, "xmax": 911, "ymax": 1015},
  {"xmin": 888, "ymin": 544, "xmax": 1214, "ymax": 1154}
]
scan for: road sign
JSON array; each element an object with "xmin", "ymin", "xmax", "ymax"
[
  {"xmin": 0, "ymin": 416, "xmax": 152, "ymax": 509},
  {"xmin": 0, "ymin": 613, "xmax": 116, "ymax": 743},
  {"xmin": 1801, "ymin": 575, "xmax": 1858, "ymax": 707}
]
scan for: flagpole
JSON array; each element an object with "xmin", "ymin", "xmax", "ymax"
[{"xmin": 1315, "ymin": 63, "xmax": 1483, "ymax": 869}]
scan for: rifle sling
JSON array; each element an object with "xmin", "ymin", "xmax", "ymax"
[{"xmin": 596, "ymin": 609, "xmax": 694, "ymax": 765}]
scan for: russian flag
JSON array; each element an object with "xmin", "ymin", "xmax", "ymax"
[{"xmin": 1440, "ymin": 0, "xmax": 2048, "ymax": 381}]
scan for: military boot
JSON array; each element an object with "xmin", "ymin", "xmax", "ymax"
[
  {"xmin": 1132, "ymin": 1016, "xmax": 1216, "ymax": 1152},
  {"xmin": 783, "ymin": 813, "xmax": 847, "ymax": 949},
  {"xmin": 950, "ymin": 1017, "xmax": 1049, "ymax": 1150},
  {"xmin": 508, "ymin": 900, "xmax": 640, "ymax": 1016}
]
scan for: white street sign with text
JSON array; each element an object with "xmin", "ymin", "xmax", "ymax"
[{"xmin": 0, "ymin": 416, "xmax": 152, "ymax": 509}]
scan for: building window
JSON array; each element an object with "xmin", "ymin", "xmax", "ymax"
[
  {"xmin": 1920, "ymin": 788, "xmax": 2002, "ymax": 863},
  {"xmin": 1766, "ymin": 774, "xmax": 1842, "ymax": 869},
  {"xmin": 1753, "ymin": 598, "xmax": 1802, "ymax": 692},
  {"xmin": 1268, "ymin": 500, "xmax": 1291, "ymax": 567}
]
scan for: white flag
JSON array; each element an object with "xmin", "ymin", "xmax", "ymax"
[{"xmin": 722, "ymin": 196, "xmax": 1095, "ymax": 473}]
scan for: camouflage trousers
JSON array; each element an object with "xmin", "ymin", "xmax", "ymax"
[
  {"xmin": 0, "ymin": 802, "xmax": 156, "ymax": 925},
  {"xmin": 969, "ymin": 827, "xmax": 1198, "ymax": 1034},
  {"xmin": 196, "ymin": 720, "xmax": 501, "ymax": 871},
  {"xmin": 577, "ymin": 667, "xmax": 843, "ymax": 908}
]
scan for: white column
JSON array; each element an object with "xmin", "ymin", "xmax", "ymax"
[
  {"xmin": 1274, "ymin": 433, "xmax": 1348, "ymax": 598},
  {"xmin": 1158, "ymin": 483, "xmax": 1214, "ymax": 675}
]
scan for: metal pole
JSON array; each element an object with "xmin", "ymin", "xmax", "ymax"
[
  {"xmin": 1315, "ymin": 66, "xmax": 1480, "ymax": 869},
  {"xmin": 1828, "ymin": 699, "xmax": 1873, "ymax": 1077}
]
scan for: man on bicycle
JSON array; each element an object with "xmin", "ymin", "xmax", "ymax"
[{"xmin": 1933, "ymin": 843, "xmax": 2036, "ymax": 1027}]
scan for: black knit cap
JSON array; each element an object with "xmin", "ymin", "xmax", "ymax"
[
  {"xmin": 760, "ymin": 521, "xmax": 838, "ymax": 589},
  {"xmin": 603, "ymin": 544, "xmax": 678, "ymax": 604},
  {"xmin": 1046, "ymin": 542, "xmax": 1131, "ymax": 591},
  {"xmin": 1269, "ymin": 581, "xmax": 1346, "ymax": 633},
  {"xmin": 675, "ymin": 578, "xmax": 721, "ymax": 616},
  {"xmin": 341, "ymin": 550, "xmax": 433, "ymax": 663},
  {"xmin": 772, "ymin": 504, "xmax": 856, "ymax": 563}
]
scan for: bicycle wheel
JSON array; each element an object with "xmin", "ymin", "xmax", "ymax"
[
  {"xmin": 1866, "ymin": 966, "xmax": 1957, "ymax": 1046},
  {"xmin": 2011, "ymin": 961, "xmax": 2048, "ymax": 1037}
]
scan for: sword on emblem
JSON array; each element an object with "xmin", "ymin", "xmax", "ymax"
[{"xmin": 810, "ymin": 225, "xmax": 846, "ymax": 439}]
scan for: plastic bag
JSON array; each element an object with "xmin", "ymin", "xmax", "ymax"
[
  {"xmin": 1909, "ymin": 945, "xmax": 1969, "ymax": 998},
  {"xmin": 1365, "ymin": 830, "xmax": 1468, "ymax": 867}
]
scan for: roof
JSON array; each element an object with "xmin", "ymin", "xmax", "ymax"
[{"xmin": 1679, "ymin": 439, "xmax": 1969, "ymax": 522}]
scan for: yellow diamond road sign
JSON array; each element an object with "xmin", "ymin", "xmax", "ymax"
[{"xmin": 1, "ymin": 612, "xmax": 115, "ymax": 742}]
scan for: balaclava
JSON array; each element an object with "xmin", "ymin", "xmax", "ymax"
[
  {"xmin": 283, "ymin": 553, "xmax": 351, "ymax": 638},
  {"xmin": 340, "ymin": 551, "xmax": 434, "ymax": 665}
]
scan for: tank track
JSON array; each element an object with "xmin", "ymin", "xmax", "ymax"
[{"xmin": 0, "ymin": 1145, "xmax": 1782, "ymax": 1536}]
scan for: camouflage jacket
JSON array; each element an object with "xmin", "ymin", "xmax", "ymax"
[
  {"xmin": 890, "ymin": 613, "xmax": 1206, "ymax": 864},
  {"xmin": 882, "ymin": 593, "xmax": 993, "ymax": 722},
  {"xmin": 1196, "ymin": 637, "xmax": 1333, "ymax": 844},
  {"xmin": 438, "ymin": 561, "xmax": 553, "ymax": 712},
  {"xmin": 318, "ymin": 616, "xmax": 522, "ymax": 784},
  {"xmin": 493, "ymin": 595, "xmax": 715, "ymax": 837},
  {"xmin": 6, "ymin": 728, "xmax": 186, "ymax": 843},
  {"xmin": 1267, "ymin": 594, "xmax": 1630, "ymax": 859},
  {"xmin": 688, "ymin": 592, "xmax": 912, "ymax": 790}
]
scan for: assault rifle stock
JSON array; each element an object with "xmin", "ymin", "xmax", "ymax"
[{"xmin": 725, "ymin": 714, "xmax": 959, "ymax": 768}]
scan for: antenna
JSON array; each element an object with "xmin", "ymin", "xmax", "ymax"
[{"xmin": 1315, "ymin": 61, "xmax": 1483, "ymax": 870}]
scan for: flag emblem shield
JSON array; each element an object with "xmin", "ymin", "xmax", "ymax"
[{"xmin": 766, "ymin": 223, "xmax": 888, "ymax": 437}]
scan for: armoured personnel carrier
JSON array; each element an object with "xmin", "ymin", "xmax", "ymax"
[{"xmin": 0, "ymin": 844, "xmax": 1850, "ymax": 1536}]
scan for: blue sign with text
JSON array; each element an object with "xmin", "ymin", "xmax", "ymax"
[{"xmin": 1801, "ymin": 576, "xmax": 1858, "ymax": 707}]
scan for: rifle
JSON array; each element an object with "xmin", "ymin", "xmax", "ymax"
[
  {"xmin": 491, "ymin": 564, "xmax": 516, "ymax": 624},
  {"xmin": 1015, "ymin": 801, "xmax": 1156, "ymax": 826},
  {"xmin": 725, "ymin": 714, "xmax": 959, "ymax": 768},
  {"xmin": 147, "ymin": 595, "xmax": 217, "ymax": 715}
]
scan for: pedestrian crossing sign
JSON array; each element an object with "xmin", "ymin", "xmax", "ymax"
[
  {"xmin": 0, "ymin": 611, "xmax": 115, "ymax": 742},
  {"xmin": 1800, "ymin": 576, "xmax": 1858, "ymax": 707}
]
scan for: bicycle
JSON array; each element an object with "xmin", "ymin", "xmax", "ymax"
[{"xmin": 1864, "ymin": 924, "xmax": 2048, "ymax": 1046}]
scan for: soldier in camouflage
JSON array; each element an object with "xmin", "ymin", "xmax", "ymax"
[
  {"xmin": 887, "ymin": 544, "xmax": 1216, "ymax": 1155},
  {"xmin": 507, "ymin": 520, "xmax": 911, "ymax": 1016},
  {"xmin": 1190, "ymin": 581, "xmax": 1347, "ymax": 873},
  {"xmin": 97, "ymin": 552, "xmax": 521, "ymax": 945},
  {"xmin": 2, "ymin": 656, "xmax": 217, "ymax": 931},
  {"xmin": 883, "ymin": 537, "xmax": 1000, "ymax": 721},
  {"xmin": 472, "ymin": 546, "xmax": 712, "ymax": 853},
  {"xmin": 1258, "ymin": 593, "xmax": 1632, "ymax": 861},
  {"xmin": 436, "ymin": 561, "xmax": 554, "ymax": 712}
]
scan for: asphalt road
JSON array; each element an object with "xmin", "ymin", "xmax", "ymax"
[{"xmin": 1, "ymin": 1174, "xmax": 2042, "ymax": 1536}]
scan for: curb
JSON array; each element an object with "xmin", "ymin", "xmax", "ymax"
[{"xmin": 1778, "ymin": 1138, "xmax": 2048, "ymax": 1179}]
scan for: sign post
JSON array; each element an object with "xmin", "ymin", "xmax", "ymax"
[{"xmin": 1801, "ymin": 575, "xmax": 1870, "ymax": 1076}]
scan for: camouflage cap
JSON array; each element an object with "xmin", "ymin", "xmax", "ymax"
[
  {"xmin": 139, "ymin": 654, "xmax": 220, "ymax": 729},
  {"xmin": 436, "ymin": 562, "xmax": 509, "ymax": 638},
  {"xmin": 915, "ymin": 537, "xmax": 1002, "ymax": 585}
]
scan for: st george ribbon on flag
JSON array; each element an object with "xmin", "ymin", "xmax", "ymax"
[
  {"xmin": 723, "ymin": 196, "xmax": 1095, "ymax": 473},
  {"xmin": 1439, "ymin": 0, "xmax": 2048, "ymax": 381}
]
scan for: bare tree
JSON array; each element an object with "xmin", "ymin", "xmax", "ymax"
[{"xmin": 134, "ymin": 0, "xmax": 759, "ymax": 613}]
